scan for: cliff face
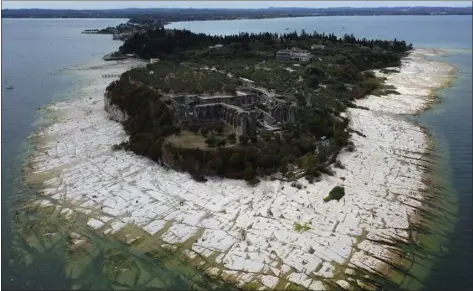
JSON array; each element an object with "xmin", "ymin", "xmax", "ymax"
[
  {"xmin": 161, "ymin": 140, "xmax": 180, "ymax": 169},
  {"xmin": 104, "ymin": 93, "xmax": 128, "ymax": 122}
]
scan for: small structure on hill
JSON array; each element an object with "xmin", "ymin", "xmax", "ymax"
[
  {"xmin": 208, "ymin": 44, "xmax": 224, "ymax": 50},
  {"xmin": 311, "ymin": 44, "xmax": 326, "ymax": 50},
  {"xmin": 276, "ymin": 47, "xmax": 311, "ymax": 62}
]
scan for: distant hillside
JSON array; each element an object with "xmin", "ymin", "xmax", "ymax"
[{"xmin": 2, "ymin": 6, "xmax": 471, "ymax": 21}]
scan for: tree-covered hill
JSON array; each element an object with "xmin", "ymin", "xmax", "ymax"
[{"xmin": 107, "ymin": 28, "xmax": 412, "ymax": 184}]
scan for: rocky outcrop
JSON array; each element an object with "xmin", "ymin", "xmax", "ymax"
[{"xmin": 104, "ymin": 93, "xmax": 128, "ymax": 122}]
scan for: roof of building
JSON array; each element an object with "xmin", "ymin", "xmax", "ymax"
[{"xmin": 277, "ymin": 47, "xmax": 311, "ymax": 55}]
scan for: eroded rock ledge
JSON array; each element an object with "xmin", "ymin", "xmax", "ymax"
[{"xmin": 25, "ymin": 49, "xmax": 456, "ymax": 290}]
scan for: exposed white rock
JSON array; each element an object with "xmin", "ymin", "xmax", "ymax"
[
  {"xmin": 309, "ymin": 280, "xmax": 326, "ymax": 290},
  {"xmin": 87, "ymin": 218, "xmax": 105, "ymax": 229},
  {"xmin": 287, "ymin": 272, "xmax": 313, "ymax": 288},
  {"xmin": 337, "ymin": 279, "xmax": 352, "ymax": 290},
  {"xmin": 25, "ymin": 49, "xmax": 455, "ymax": 290},
  {"xmin": 208, "ymin": 267, "xmax": 221, "ymax": 278},
  {"xmin": 142, "ymin": 220, "xmax": 167, "ymax": 235},
  {"xmin": 261, "ymin": 275, "xmax": 279, "ymax": 289},
  {"xmin": 161, "ymin": 224, "xmax": 199, "ymax": 244}
]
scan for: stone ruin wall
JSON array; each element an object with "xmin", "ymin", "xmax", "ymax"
[{"xmin": 170, "ymin": 92, "xmax": 297, "ymax": 135}]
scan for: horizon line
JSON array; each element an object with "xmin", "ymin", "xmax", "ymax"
[{"xmin": 3, "ymin": 5, "xmax": 472, "ymax": 10}]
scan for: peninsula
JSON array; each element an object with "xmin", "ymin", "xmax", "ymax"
[{"xmin": 24, "ymin": 24, "xmax": 456, "ymax": 291}]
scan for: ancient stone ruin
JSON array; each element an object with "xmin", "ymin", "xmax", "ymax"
[{"xmin": 169, "ymin": 87, "xmax": 297, "ymax": 135}]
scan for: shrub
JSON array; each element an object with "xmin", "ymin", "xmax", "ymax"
[
  {"xmin": 215, "ymin": 125, "xmax": 224, "ymax": 134},
  {"xmin": 243, "ymin": 165, "xmax": 255, "ymax": 181},
  {"xmin": 248, "ymin": 177, "xmax": 260, "ymax": 186},
  {"xmin": 291, "ymin": 182, "xmax": 302, "ymax": 189},
  {"xmin": 347, "ymin": 144, "xmax": 355, "ymax": 152},
  {"xmin": 217, "ymin": 138, "xmax": 227, "ymax": 148},
  {"xmin": 191, "ymin": 172, "xmax": 208, "ymax": 182},
  {"xmin": 323, "ymin": 186, "xmax": 345, "ymax": 202},
  {"xmin": 207, "ymin": 158, "xmax": 222, "ymax": 172},
  {"xmin": 320, "ymin": 166, "xmax": 335, "ymax": 176},
  {"xmin": 279, "ymin": 163, "xmax": 288, "ymax": 174},
  {"xmin": 229, "ymin": 152, "xmax": 243, "ymax": 165},
  {"xmin": 334, "ymin": 160, "xmax": 345, "ymax": 169},
  {"xmin": 227, "ymin": 133, "xmax": 237, "ymax": 142},
  {"xmin": 306, "ymin": 175, "xmax": 315, "ymax": 184},
  {"xmin": 112, "ymin": 142, "xmax": 127, "ymax": 151},
  {"xmin": 205, "ymin": 135, "xmax": 217, "ymax": 147},
  {"xmin": 239, "ymin": 134, "xmax": 250, "ymax": 145},
  {"xmin": 147, "ymin": 139, "xmax": 163, "ymax": 161}
]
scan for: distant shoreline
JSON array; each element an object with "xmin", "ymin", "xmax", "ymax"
[
  {"xmin": 2, "ymin": 6, "xmax": 471, "ymax": 21},
  {"xmin": 2, "ymin": 14, "xmax": 471, "ymax": 20}
]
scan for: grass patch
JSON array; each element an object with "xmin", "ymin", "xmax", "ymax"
[
  {"xmin": 244, "ymin": 281, "xmax": 262, "ymax": 290},
  {"xmin": 294, "ymin": 222, "xmax": 311, "ymax": 233}
]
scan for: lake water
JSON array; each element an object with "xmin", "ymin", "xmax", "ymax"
[
  {"xmin": 1, "ymin": 19, "xmax": 236, "ymax": 291},
  {"xmin": 2, "ymin": 18, "xmax": 126, "ymax": 288},
  {"xmin": 2, "ymin": 16, "xmax": 471, "ymax": 290}
]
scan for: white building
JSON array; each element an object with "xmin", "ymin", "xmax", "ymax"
[
  {"xmin": 208, "ymin": 44, "xmax": 224, "ymax": 50},
  {"xmin": 276, "ymin": 47, "xmax": 311, "ymax": 62},
  {"xmin": 311, "ymin": 44, "xmax": 326, "ymax": 50}
]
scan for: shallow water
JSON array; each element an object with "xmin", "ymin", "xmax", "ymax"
[
  {"xmin": 2, "ymin": 18, "xmax": 124, "ymax": 288},
  {"xmin": 1, "ymin": 19, "xmax": 235, "ymax": 290},
  {"xmin": 2, "ymin": 16, "xmax": 472, "ymax": 290},
  {"xmin": 417, "ymin": 51, "xmax": 472, "ymax": 291}
]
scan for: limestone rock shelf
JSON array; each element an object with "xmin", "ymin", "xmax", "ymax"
[{"xmin": 25, "ymin": 49, "xmax": 455, "ymax": 290}]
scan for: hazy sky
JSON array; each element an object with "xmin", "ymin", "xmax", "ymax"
[{"xmin": 2, "ymin": 1, "xmax": 472, "ymax": 10}]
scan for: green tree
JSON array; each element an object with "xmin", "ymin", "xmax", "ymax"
[
  {"xmin": 230, "ymin": 152, "xmax": 243, "ymax": 165},
  {"xmin": 227, "ymin": 133, "xmax": 237, "ymax": 143},
  {"xmin": 279, "ymin": 163, "xmax": 288, "ymax": 174},
  {"xmin": 274, "ymin": 134, "xmax": 281, "ymax": 144},
  {"xmin": 147, "ymin": 139, "xmax": 163, "ymax": 162},
  {"xmin": 207, "ymin": 158, "xmax": 223, "ymax": 172},
  {"xmin": 239, "ymin": 134, "xmax": 250, "ymax": 145},
  {"xmin": 217, "ymin": 138, "xmax": 227, "ymax": 148},
  {"xmin": 216, "ymin": 125, "xmax": 225, "ymax": 134},
  {"xmin": 243, "ymin": 164, "xmax": 255, "ymax": 181},
  {"xmin": 307, "ymin": 76, "xmax": 320, "ymax": 89},
  {"xmin": 205, "ymin": 135, "xmax": 217, "ymax": 148}
]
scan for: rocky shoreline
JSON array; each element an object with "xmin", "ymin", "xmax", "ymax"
[{"xmin": 23, "ymin": 49, "xmax": 456, "ymax": 290}]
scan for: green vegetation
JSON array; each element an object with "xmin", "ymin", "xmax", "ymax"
[
  {"xmin": 294, "ymin": 222, "xmax": 311, "ymax": 233},
  {"xmin": 323, "ymin": 186, "xmax": 346, "ymax": 202},
  {"xmin": 106, "ymin": 28, "xmax": 412, "ymax": 184},
  {"xmin": 243, "ymin": 281, "xmax": 262, "ymax": 290}
]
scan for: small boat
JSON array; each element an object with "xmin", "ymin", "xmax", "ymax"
[
  {"xmin": 5, "ymin": 85, "xmax": 13, "ymax": 89},
  {"xmin": 285, "ymin": 28, "xmax": 290, "ymax": 30}
]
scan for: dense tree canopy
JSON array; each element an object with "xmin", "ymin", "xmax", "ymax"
[
  {"xmin": 108, "ymin": 28, "xmax": 412, "ymax": 184},
  {"xmin": 120, "ymin": 28, "xmax": 412, "ymax": 61}
]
